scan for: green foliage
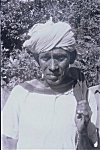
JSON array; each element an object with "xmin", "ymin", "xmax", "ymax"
[{"xmin": 1, "ymin": 0, "xmax": 100, "ymax": 90}]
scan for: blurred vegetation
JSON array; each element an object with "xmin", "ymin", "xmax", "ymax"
[{"xmin": 1, "ymin": 0, "xmax": 100, "ymax": 90}]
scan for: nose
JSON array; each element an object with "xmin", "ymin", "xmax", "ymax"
[{"xmin": 49, "ymin": 58, "xmax": 59, "ymax": 72}]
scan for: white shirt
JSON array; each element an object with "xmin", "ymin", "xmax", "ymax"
[
  {"xmin": 2, "ymin": 84, "xmax": 97, "ymax": 149},
  {"xmin": 89, "ymin": 85, "xmax": 100, "ymax": 132}
]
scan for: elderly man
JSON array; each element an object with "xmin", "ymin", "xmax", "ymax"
[{"xmin": 2, "ymin": 21, "xmax": 99, "ymax": 149}]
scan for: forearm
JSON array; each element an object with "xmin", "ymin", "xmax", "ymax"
[
  {"xmin": 76, "ymin": 132, "xmax": 94, "ymax": 150},
  {"xmin": 2, "ymin": 135, "xmax": 17, "ymax": 150}
]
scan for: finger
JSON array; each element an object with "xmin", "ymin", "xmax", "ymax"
[
  {"xmin": 76, "ymin": 109, "xmax": 91, "ymax": 117},
  {"xmin": 76, "ymin": 114, "xmax": 85, "ymax": 125},
  {"xmin": 73, "ymin": 82, "xmax": 83, "ymax": 101},
  {"xmin": 77, "ymin": 102, "xmax": 91, "ymax": 112},
  {"xmin": 76, "ymin": 113, "xmax": 82, "ymax": 119},
  {"xmin": 81, "ymin": 114, "xmax": 85, "ymax": 122},
  {"xmin": 76, "ymin": 105, "xmax": 88, "ymax": 114},
  {"xmin": 77, "ymin": 104, "xmax": 86, "ymax": 111},
  {"xmin": 76, "ymin": 112, "xmax": 90, "ymax": 125},
  {"xmin": 77, "ymin": 100, "xmax": 87, "ymax": 105},
  {"xmin": 82, "ymin": 80, "xmax": 88, "ymax": 100},
  {"xmin": 76, "ymin": 101, "xmax": 92, "ymax": 121}
]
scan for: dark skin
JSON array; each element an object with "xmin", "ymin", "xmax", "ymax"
[
  {"xmin": 39, "ymin": 48, "xmax": 97, "ymax": 149},
  {"xmin": 2, "ymin": 48, "xmax": 97, "ymax": 150},
  {"xmin": 39, "ymin": 48, "xmax": 75, "ymax": 92}
]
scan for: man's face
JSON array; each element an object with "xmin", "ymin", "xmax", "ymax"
[{"xmin": 39, "ymin": 48, "xmax": 70, "ymax": 86}]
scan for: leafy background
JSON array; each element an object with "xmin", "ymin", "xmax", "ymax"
[{"xmin": 1, "ymin": 0, "xmax": 100, "ymax": 92}]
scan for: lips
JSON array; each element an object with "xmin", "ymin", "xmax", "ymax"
[
  {"xmin": 47, "ymin": 75, "xmax": 58, "ymax": 79},
  {"xmin": 46, "ymin": 72, "xmax": 61, "ymax": 76},
  {"xmin": 46, "ymin": 73, "xmax": 61, "ymax": 81}
]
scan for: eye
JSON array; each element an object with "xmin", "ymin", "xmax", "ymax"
[
  {"xmin": 58, "ymin": 56, "xmax": 66, "ymax": 61},
  {"xmin": 41, "ymin": 56, "xmax": 50, "ymax": 61}
]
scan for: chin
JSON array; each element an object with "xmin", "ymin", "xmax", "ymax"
[
  {"xmin": 46, "ymin": 78, "xmax": 63, "ymax": 86},
  {"xmin": 44, "ymin": 73, "xmax": 65, "ymax": 86}
]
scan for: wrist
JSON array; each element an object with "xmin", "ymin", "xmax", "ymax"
[
  {"xmin": 78, "ymin": 132, "xmax": 88, "ymax": 136},
  {"xmin": 77, "ymin": 129, "xmax": 88, "ymax": 136}
]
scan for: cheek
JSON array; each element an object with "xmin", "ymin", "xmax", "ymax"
[
  {"xmin": 39, "ymin": 61, "xmax": 48, "ymax": 72},
  {"xmin": 59, "ymin": 61, "xmax": 69, "ymax": 70}
]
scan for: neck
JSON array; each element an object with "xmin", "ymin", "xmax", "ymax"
[
  {"xmin": 42, "ymin": 76, "xmax": 75, "ymax": 93},
  {"xmin": 50, "ymin": 80, "xmax": 74, "ymax": 93}
]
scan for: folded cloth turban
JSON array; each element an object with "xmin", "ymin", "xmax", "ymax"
[{"xmin": 23, "ymin": 20, "xmax": 75, "ymax": 54}]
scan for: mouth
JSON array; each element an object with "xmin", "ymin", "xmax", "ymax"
[
  {"xmin": 46, "ymin": 73, "xmax": 62, "ymax": 81},
  {"xmin": 47, "ymin": 75, "xmax": 58, "ymax": 80}
]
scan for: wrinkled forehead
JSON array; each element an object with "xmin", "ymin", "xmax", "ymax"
[{"xmin": 39, "ymin": 48, "xmax": 69, "ymax": 57}]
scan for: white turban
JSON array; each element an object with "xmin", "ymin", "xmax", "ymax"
[{"xmin": 23, "ymin": 20, "xmax": 75, "ymax": 53}]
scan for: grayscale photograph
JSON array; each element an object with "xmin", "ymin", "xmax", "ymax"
[{"xmin": 1, "ymin": 0, "xmax": 100, "ymax": 149}]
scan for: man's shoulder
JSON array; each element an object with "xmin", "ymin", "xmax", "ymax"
[
  {"xmin": 19, "ymin": 79, "xmax": 58, "ymax": 95},
  {"xmin": 19, "ymin": 79, "xmax": 45, "ymax": 93},
  {"xmin": 27, "ymin": 79, "xmax": 43, "ymax": 87}
]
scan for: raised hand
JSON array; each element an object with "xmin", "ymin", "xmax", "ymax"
[{"xmin": 75, "ymin": 100, "xmax": 92, "ymax": 133}]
